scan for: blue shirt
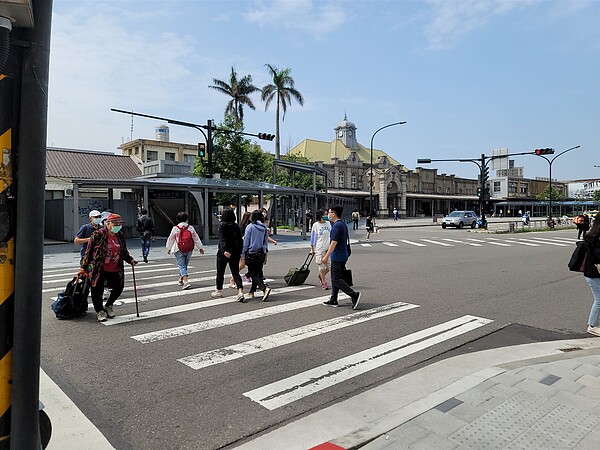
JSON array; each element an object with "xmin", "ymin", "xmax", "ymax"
[
  {"xmin": 76, "ymin": 223, "xmax": 99, "ymax": 256},
  {"xmin": 330, "ymin": 220, "xmax": 349, "ymax": 262}
]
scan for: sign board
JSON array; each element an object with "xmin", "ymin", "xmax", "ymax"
[{"xmin": 492, "ymin": 148, "xmax": 509, "ymax": 171}]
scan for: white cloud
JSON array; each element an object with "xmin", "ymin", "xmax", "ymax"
[{"xmin": 244, "ymin": 0, "xmax": 346, "ymax": 36}]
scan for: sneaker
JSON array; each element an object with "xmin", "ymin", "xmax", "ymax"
[
  {"xmin": 211, "ymin": 290, "xmax": 222, "ymax": 298},
  {"xmin": 587, "ymin": 325, "xmax": 600, "ymax": 337},
  {"xmin": 237, "ymin": 293, "xmax": 246, "ymax": 303},
  {"xmin": 321, "ymin": 281, "xmax": 329, "ymax": 290},
  {"xmin": 351, "ymin": 292, "xmax": 362, "ymax": 310},
  {"xmin": 262, "ymin": 287, "xmax": 272, "ymax": 302},
  {"xmin": 104, "ymin": 305, "xmax": 115, "ymax": 318},
  {"xmin": 323, "ymin": 299, "xmax": 339, "ymax": 307},
  {"xmin": 182, "ymin": 282, "xmax": 191, "ymax": 290},
  {"xmin": 177, "ymin": 279, "xmax": 184, "ymax": 286},
  {"xmin": 143, "ymin": 256, "xmax": 148, "ymax": 263},
  {"xmin": 96, "ymin": 310, "xmax": 107, "ymax": 322},
  {"xmin": 244, "ymin": 292, "xmax": 255, "ymax": 300}
]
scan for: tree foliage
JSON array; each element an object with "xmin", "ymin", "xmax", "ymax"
[
  {"xmin": 209, "ymin": 66, "xmax": 258, "ymax": 126},
  {"xmin": 593, "ymin": 190, "xmax": 600, "ymax": 202},
  {"xmin": 536, "ymin": 185, "xmax": 565, "ymax": 201}
]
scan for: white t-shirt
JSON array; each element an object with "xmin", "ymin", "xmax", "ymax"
[{"xmin": 311, "ymin": 221, "xmax": 331, "ymax": 254}]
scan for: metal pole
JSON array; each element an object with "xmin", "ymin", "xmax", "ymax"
[{"xmin": 206, "ymin": 119, "xmax": 213, "ymax": 178}]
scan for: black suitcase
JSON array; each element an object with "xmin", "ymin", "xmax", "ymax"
[
  {"xmin": 284, "ymin": 253, "xmax": 314, "ymax": 286},
  {"xmin": 51, "ymin": 275, "xmax": 90, "ymax": 319}
]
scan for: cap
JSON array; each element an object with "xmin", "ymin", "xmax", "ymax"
[
  {"xmin": 101, "ymin": 211, "xmax": 110, "ymax": 220},
  {"xmin": 106, "ymin": 213, "xmax": 125, "ymax": 224},
  {"xmin": 89, "ymin": 210, "xmax": 101, "ymax": 218}
]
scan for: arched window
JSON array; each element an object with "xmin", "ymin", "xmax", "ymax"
[
  {"xmin": 338, "ymin": 172, "xmax": 345, "ymax": 188},
  {"xmin": 351, "ymin": 172, "xmax": 357, "ymax": 189},
  {"xmin": 446, "ymin": 187, "xmax": 450, "ymax": 194},
  {"xmin": 413, "ymin": 185, "xmax": 417, "ymax": 192}
]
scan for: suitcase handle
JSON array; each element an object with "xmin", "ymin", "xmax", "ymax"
[{"xmin": 301, "ymin": 253, "xmax": 314, "ymax": 270}]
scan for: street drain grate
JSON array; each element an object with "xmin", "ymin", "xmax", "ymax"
[{"xmin": 558, "ymin": 347, "xmax": 583, "ymax": 353}]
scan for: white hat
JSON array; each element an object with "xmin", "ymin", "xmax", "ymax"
[
  {"xmin": 101, "ymin": 211, "xmax": 111, "ymax": 220},
  {"xmin": 89, "ymin": 210, "xmax": 101, "ymax": 218}
]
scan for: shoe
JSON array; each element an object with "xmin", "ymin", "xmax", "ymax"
[
  {"xmin": 96, "ymin": 310, "xmax": 107, "ymax": 322},
  {"xmin": 351, "ymin": 292, "xmax": 362, "ymax": 310},
  {"xmin": 211, "ymin": 290, "xmax": 222, "ymax": 298},
  {"xmin": 587, "ymin": 325, "xmax": 600, "ymax": 337},
  {"xmin": 229, "ymin": 283, "xmax": 237, "ymax": 289},
  {"xmin": 244, "ymin": 292, "xmax": 255, "ymax": 300},
  {"xmin": 104, "ymin": 306, "xmax": 115, "ymax": 318},
  {"xmin": 244, "ymin": 275, "xmax": 251, "ymax": 283},
  {"xmin": 143, "ymin": 256, "xmax": 148, "ymax": 263},
  {"xmin": 177, "ymin": 279, "xmax": 184, "ymax": 286},
  {"xmin": 323, "ymin": 299, "xmax": 339, "ymax": 307},
  {"xmin": 262, "ymin": 287, "xmax": 272, "ymax": 302},
  {"xmin": 321, "ymin": 282, "xmax": 329, "ymax": 290},
  {"xmin": 237, "ymin": 293, "xmax": 246, "ymax": 303},
  {"xmin": 182, "ymin": 282, "xmax": 191, "ymax": 290}
]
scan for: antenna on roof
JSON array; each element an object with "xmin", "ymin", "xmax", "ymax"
[{"xmin": 130, "ymin": 110, "xmax": 134, "ymax": 141}]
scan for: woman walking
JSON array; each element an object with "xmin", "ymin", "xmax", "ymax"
[
  {"xmin": 80, "ymin": 213, "xmax": 137, "ymax": 322},
  {"xmin": 212, "ymin": 209, "xmax": 245, "ymax": 302},
  {"xmin": 242, "ymin": 210, "xmax": 272, "ymax": 302},
  {"xmin": 583, "ymin": 213, "xmax": 600, "ymax": 336},
  {"xmin": 231, "ymin": 211, "xmax": 252, "ymax": 286},
  {"xmin": 365, "ymin": 214, "xmax": 375, "ymax": 241},
  {"xmin": 166, "ymin": 211, "xmax": 204, "ymax": 290}
]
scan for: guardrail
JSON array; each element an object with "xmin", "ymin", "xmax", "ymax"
[{"xmin": 486, "ymin": 219, "xmax": 576, "ymax": 233}]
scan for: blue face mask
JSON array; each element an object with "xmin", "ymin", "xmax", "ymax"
[
  {"xmin": 111, "ymin": 225, "xmax": 122, "ymax": 233},
  {"xmin": 93, "ymin": 218, "xmax": 102, "ymax": 225}
]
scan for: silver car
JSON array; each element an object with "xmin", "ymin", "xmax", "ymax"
[{"xmin": 441, "ymin": 210, "xmax": 477, "ymax": 229}]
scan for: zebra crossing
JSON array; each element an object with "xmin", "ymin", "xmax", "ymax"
[
  {"xmin": 43, "ymin": 261, "xmax": 493, "ymax": 411},
  {"xmin": 360, "ymin": 235, "xmax": 580, "ymax": 249}
]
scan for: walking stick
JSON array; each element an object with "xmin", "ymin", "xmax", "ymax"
[{"xmin": 131, "ymin": 263, "xmax": 140, "ymax": 317}]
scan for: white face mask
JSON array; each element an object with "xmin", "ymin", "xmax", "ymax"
[{"xmin": 111, "ymin": 225, "xmax": 122, "ymax": 233}]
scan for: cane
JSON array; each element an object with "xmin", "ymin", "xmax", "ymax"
[{"xmin": 131, "ymin": 263, "xmax": 140, "ymax": 317}]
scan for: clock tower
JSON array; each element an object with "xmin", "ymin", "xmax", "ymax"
[{"xmin": 334, "ymin": 114, "xmax": 357, "ymax": 148}]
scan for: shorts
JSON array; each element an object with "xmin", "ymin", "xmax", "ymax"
[{"xmin": 314, "ymin": 252, "xmax": 330, "ymax": 271}]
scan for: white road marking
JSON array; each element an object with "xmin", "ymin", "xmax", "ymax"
[
  {"xmin": 178, "ymin": 301, "xmax": 421, "ymax": 370},
  {"xmin": 132, "ymin": 293, "xmax": 335, "ymax": 342},
  {"xmin": 382, "ymin": 242, "xmax": 399, "ymax": 247},
  {"xmin": 361, "ymin": 243, "xmax": 372, "ymax": 247},
  {"xmin": 420, "ymin": 239, "xmax": 453, "ymax": 247},
  {"xmin": 399, "ymin": 240, "xmax": 427, "ymax": 247},
  {"xmin": 465, "ymin": 238, "xmax": 510, "ymax": 247},
  {"xmin": 104, "ymin": 285, "xmax": 314, "ymax": 326},
  {"xmin": 42, "ymin": 263, "xmax": 179, "ymax": 279},
  {"xmin": 491, "ymin": 238, "xmax": 539, "ymax": 247},
  {"xmin": 441, "ymin": 238, "xmax": 482, "ymax": 247},
  {"xmin": 244, "ymin": 315, "xmax": 492, "ymax": 410},
  {"xmin": 521, "ymin": 238, "xmax": 568, "ymax": 247}
]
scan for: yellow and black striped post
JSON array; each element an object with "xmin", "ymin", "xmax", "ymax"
[{"xmin": 0, "ymin": 73, "xmax": 14, "ymax": 449}]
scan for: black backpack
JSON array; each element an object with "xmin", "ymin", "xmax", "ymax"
[{"xmin": 51, "ymin": 275, "xmax": 90, "ymax": 319}]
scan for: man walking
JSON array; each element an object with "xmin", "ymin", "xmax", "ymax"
[
  {"xmin": 74, "ymin": 210, "xmax": 103, "ymax": 263},
  {"xmin": 320, "ymin": 205, "xmax": 361, "ymax": 309},
  {"xmin": 136, "ymin": 208, "xmax": 155, "ymax": 263},
  {"xmin": 351, "ymin": 209, "xmax": 360, "ymax": 230}
]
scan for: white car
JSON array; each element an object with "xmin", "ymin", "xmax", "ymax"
[{"xmin": 441, "ymin": 211, "xmax": 478, "ymax": 229}]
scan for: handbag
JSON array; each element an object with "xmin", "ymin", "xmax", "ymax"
[
  {"xmin": 342, "ymin": 268, "xmax": 353, "ymax": 286},
  {"xmin": 567, "ymin": 241, "xmax": 587, "ymax": 272}
]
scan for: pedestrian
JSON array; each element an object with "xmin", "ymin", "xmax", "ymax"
[
  {"xmin": 393, "ymin": 207, "xmax": 398, "ymax": 221},
  {"xmin": 321, "ymin": 205, "xmax": 361, "ymax": 309},
  {"xmin": 574, "ymin": 214, "xmax": 590, "ymax": 239},
  {"xmin": 583, "ymin": 213, "xmax": 600, "ymax": 336},
  {"xmin": 212, "ymin": 208, "xmax": 245, "ymax": 302},
  {"xmin": 230, "ymin": 211, "xmax": 252, "ymax": 287},
  {"xmin": 310, "ymin": 209, "xmax": 332, "ymax": 290},
  {"xmin": 136, "ymin": 208, "xmax": 155, "ymax": 263},
  {"xmin": 74, "ymin": 210, "xmax": 103, "ymax": 263},
  {"xmin": 365, "ymin": 214, "xmax": 375, "ymax": 241},
  {"xmin": 351, "ymin": 209, "xmax": 360, "ymax": 230},
  {"xmin": 306, "ymin": 209, "xmax": 313, "ymax": 232},
  {"xmin": 242, "ymin": 210, "xmax": 272, "ymax": 302},
  {"xmin": 100, "ymin": 209, "xmax": 114, "ymax": 227},
  {"xmin": 166, "ymin": 211, "xmax": 205, "ymax": 290},
  {"xmin": 80, "ymin": 213, "xmax": 137, "ymax": 322}
]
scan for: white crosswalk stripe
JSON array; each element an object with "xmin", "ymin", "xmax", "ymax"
[
  {"xmin": 399, "ymin": 239, "xmax": 427, "ymax": 247},
  {"xmin": 178, "ymin": 301, "xmax": 420, "ymax": 370},
  {"xmin": 420, "ymin": 239, "xmax": 453, "ymax": 247},
  {"xmin": 442, "ymin": 238, "xmax": 482, "ymax": 247},
  {"xmin": 42, "ymin": 263, "xmax": 179, "ymax": 279},
  {"xmin": 488, "ymin": 238, "xmax": 539, "ymax": 247},
  {"xmin": 525, "ymin": 237, "xmax": 569, "ymax": 247},
  {"xmin": 361, "ymin": 243, "xmax": 372, "ymax": 247},
  {"xmin": 243, "ymin": 315, "xmax": 492, "ymax": 410},
  {"xmin": 382, "ymin": 242, "xmax": 399, "ymax": 247},
  {"xmin": 466, "ymin": 238, "xmax": 510, "ymax": 247}
]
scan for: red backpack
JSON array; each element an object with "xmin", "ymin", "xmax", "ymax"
[{"xmin": 177, "ymin": 225, "xmax": 194, "ymax": 253}]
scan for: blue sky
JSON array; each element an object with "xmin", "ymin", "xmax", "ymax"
[{"xmin": 48, "ymin": 0, "xmax": 599, "ymax": 181}]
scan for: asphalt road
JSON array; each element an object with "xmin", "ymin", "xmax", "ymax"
[{"xmin": 40, "ymin": 226, "xmax": 591, "ymax": 449}]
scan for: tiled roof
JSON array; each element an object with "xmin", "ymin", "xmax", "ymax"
[
  {"xmin": 289, "ymin": 139, "xmax": 402, "ymax": 167},
  {"xmin": 46, "ymin": 147, "xmax": 141, "ymax": 179}
]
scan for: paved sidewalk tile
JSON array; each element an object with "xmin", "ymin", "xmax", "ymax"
[
  {"xmin": 386, "ymin": 422, "xmax": 433, "ymax": 447},
  {"xmin": 412, "ymin": 409, "xmax": 467, "ymax": 437},
  {"xmin": 514, "ymin": 378, "xmax": 559, "ymax": 398}
]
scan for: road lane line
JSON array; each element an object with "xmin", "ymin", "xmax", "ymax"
[
  {"xmin": 490, "ymin": 238, "xmax": 539, "ymax": 247},
  {"xmin": 420, "ymin": 239, "xmax": 453, "ymax": 247},
  {"xmin": 441, "ymin": 238, "xmax": 482, "ymax": 247},
  {"xmin": 42, "ymin": 263, "xmax": 180, "ymax": 279},
  {"xmin": 521, "ymin": 238, "xmax": 568, "ymax": 247},
  {"xmin": 178, "ymin": 301, "xmax": 421, "ymax": 370},
  {"xmin": 243, "ymin": 315, "xmax": 492, "ymax": 410},
  {"xmin": 132, "ymin": 293, "xmax": 340, "ymax": 342},
  {"xmin": 465, "ymin": 238, "xmax": 510, "ymax": 247},
  {"xmin": 399, "ymin": 240, "xmax": 426, "ymax": 247},
  {"xmin": 361, "ymin": 243, "xmax": 372, "ymax": 247},
  {"xmin": 104, "ymin": 285, "xmax": 315, "ymax": 325},
  {"xmin": 382, "ymin": 242, "xmax": 399, "ymax": 247}
]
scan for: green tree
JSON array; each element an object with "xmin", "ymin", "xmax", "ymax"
[
  {"xmin": 536, "ymin": 185, "xmax": 565, "ymax": 201},
  {"xmin": 594, "ymin": 190, "xmax": 600, "ymax": 202},
  {"xmin": 274, "ymin": 154, "xmax": 325, "ymax": 191},
  {"xmin": 209, "ymin": 66, "xmax": 258, "ymax": 125},
  {"xmin": 261, "ymin": 64, "xmax": 304, "ymax": 160}
]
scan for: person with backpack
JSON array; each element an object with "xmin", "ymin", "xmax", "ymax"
[
  {"xmin": 136, "ymin": 208, "xmax": 155, "ymax": 263},
  {"xmin": 212, "ymin": 208, "xmax": 245, "ymax": 302},
  {"xmin": 582, "ymin": 212, "xmax": 600, "ymax": 337},
  {"xmin": 166, "ymin": 211, "xmax": 204, "ymax": 290},
  {"xmin": 74, "ymin": 209, "xmax": 103, "ymax": 263},
  {"xmin": 242, "ymin": 210, "xmax": 272, "ymax": 302},
  {"xmin": 351, "ymin": 209, "xmax": 360, "ymax": 230}
]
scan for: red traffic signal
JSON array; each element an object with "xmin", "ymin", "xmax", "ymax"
[
  {"xmin": 258, "ymin": 133, "xmax": 275, "ymax": 141},
  {"xmin": 534, "ymin": 148, "xmax": 554, "ymax": 155}
]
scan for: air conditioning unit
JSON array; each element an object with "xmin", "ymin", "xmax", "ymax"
[{"xmin": 64, "ymin": 188, "xmax": 73, "ymax": 197}]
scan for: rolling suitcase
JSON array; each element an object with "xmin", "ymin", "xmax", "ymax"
[{"xmin": 284, "ymin": 253, "xmax": 314, "ymax": 286}]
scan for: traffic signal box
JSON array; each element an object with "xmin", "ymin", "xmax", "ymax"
[
  {"xmin": 535, "ymin": 148, "xmax": 554, "ymax": 155},
  {"xmin": 198, "ymin": 143, "xmax": 206, "ymax": 158},
  {"xmin": 258, "ymin": 133, "xmax": 275, "ymax": 141}
]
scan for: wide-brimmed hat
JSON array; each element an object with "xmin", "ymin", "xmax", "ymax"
[
  {"xmin": 88, "ymin": 210, "xmax": 101, "ymax": 218},
  {"xmin": 106, "ymin": 213, "xmax": 125, "ymax": 224}
]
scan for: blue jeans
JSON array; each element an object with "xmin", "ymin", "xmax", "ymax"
[
  {"xmin": 174, "ymin": 251, "xmax": 192, "ymax": 277},
  {"xmin": 141, "ymin": 235, "xmax": 152, "ymax": 258},
  {"xmin": 585, "ymin": 277, "xmax": 600, "ymax": 327}
]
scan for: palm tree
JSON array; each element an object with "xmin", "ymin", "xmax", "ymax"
[
  {"xmin": 209, "ymin": 66, "xmax": 258, "ymax": 125},
  {"xmin": 261, "ymin": 64, "xmax": 304, "ymax": 159}
]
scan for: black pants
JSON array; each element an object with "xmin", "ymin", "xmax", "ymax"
[
  {"xmin": 216, "ymin": 253, "xmax": 242, "ymax": 290},
  {"xmin": 245, "ymin": 254, "xmax": 267, "ymax": 293},
  {"xmin": 90, "ymin": 271, "xmax": 123, "ymax": 312},
  {"xmin": 353, "ymin": 219, "xmax": 359, "ymax": 230},
  {"xmin": 330, "ymin": 260, "xmax": 356, "ymax": 301},
  {"xmin": 578, "ymin": 226, "xmax": 587, "ymax": 239}
]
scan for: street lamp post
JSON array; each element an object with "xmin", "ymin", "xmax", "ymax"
[
  {"xmin": 535, "ymin": 145, "xmax": 580, "ymax": 227},
  {"xmin": 370, "ymin": 121, "xmax": 406, "ymax": 216}
]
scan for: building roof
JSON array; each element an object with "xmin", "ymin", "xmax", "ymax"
[
  {"xmin": 289, "ymin": 139, "xmax": 402, "ymax": 167},
  {"xmin": 46, "ymin": 147, "xmax": 141, "ymax": 179}
]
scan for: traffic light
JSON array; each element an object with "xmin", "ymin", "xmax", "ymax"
[
  {"xmin": 482, "ymin": 166, "xmax": 489, "ymax": 183},
  {"xmin": 477, "ymin": 187, "xmax": 482, "ymax": 198},
  {"xmin": 258, "ymin": 133, "xmax": 275, "ymax": 141},
  {"xmin": 534, "ymin": 148, "xmax": 554, "ymax": 155},
  {"xmin": 198, "ymin": 142, "xmax": 206, "ymax": 158}
]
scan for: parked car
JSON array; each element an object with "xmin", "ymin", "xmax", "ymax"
[{"xmin": 441, "ymin": 211, "xmax": 478, "ymax": 229}]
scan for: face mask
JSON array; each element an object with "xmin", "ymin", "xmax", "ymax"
[
  {"xmin": 93, "ymin": 218, "xmax": 102, "ymax": 225},
  {"xmin": 111, "ymin": 225, "xmax": 122, "ymax": 233},
  {"xmin": 322, "ymin": 216, "xmax": 329, "ymax": 221}
]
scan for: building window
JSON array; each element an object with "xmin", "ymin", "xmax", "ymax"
[
  {"xmin": 351, "ymin": 172, "xmax": 357, "ymax": 189},
  {"xmin": 413, "ymin": 185, "xmax": 417, "ymax": 192},
  {"xmin": 437, "ymin": 186, "xmax": 441, "ymax": 193},
  {"xmin": 184, "ymin": 154, "xmax": 196, "ymax": 164},
  {"xmin": 446, "ymin": 187, "xmax": 450, "ymax": 194},
  {"xmin": 165, "ymin": 152, "xmax": 175, "ymax": 161},
  {"xmin": 338, "ymin": 172, "xmax": 345, "ymax": 188},
  {"xmin": 494, "ymin": 182, "xmax": 501, "ymax": 193},
  {"xmin": 520, "ymin": 184, "xmax": 528, "ymax": 194},
  {"xmin": 147, "ymin": 150, "xmax": 158, "ymax": 162},
  {"xmin": 508, "ymin": 182, "xmax": 517, "ymax": 194}
]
